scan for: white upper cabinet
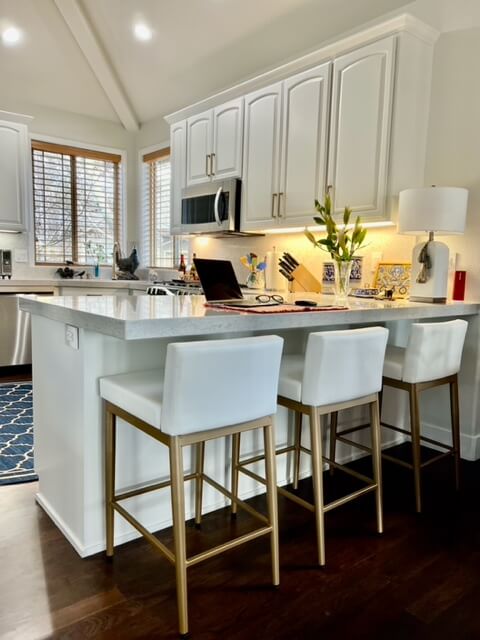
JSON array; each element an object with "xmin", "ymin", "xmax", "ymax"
[
  {"xmin": 279, "ymin": 62, "xmax": 331, "ymax": 225},
  {"xmin": 170, "ymin": 120, "xmax": 187, "ymax": 234},
  {"xmin": 186, "ymin": 110, "xmax": 212, "ymax": 186},
  {"xmin": 241, "ymin": 83, "xmax": 283, "ymax": 230},
  {"xmin": 212, "ymin": 98, "xmax": 244, "ymax": 180},
  {"xmin": 186, "ymin": 98, "xmax": 243, "ymax": 186},
  {"xmin": 328, "ymin": 36, "xmax": 396, "ymax": 219},
  {"xmin": 0, "ymin": 120, "xmax": 29, "ymax": 232}
]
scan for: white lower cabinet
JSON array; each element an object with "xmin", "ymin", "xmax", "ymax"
[{"xmin": 0, "ymin": 120, "xmax": 30, "ymax": 232}]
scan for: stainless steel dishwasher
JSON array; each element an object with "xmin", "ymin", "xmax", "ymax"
[{"xmin": 0, "ymin": 291, "xmax": 53, "ymax": 366}]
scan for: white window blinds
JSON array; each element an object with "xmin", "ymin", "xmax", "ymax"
[
  {"xmin": 32, "ymin": 141, "xmax": 121, "ymax": 265},
  {"xmin": 142, "ymin": 148, "xmax": 189, "ymax": 268}
]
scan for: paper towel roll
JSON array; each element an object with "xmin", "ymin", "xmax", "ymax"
[{"xmin": 265, "ymin": 248, "xmax": 286, "ymax": 291}]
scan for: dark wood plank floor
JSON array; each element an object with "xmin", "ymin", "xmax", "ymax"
[{"xmin": 1, "ymin": 444, "xmax": 480, "ymax": 640}]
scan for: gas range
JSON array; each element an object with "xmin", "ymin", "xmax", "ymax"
[{"xmin": 148, "ymin": 280, "xmax": 203, "ymax": 296}]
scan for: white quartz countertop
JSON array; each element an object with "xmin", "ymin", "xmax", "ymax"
[
  {"xmin": 19, "ymin": 294, "xmax": 480, "ymax": 341},
  {"xmin": 0, "ymin": 279, "xmax": 151, "ymax": 291}
]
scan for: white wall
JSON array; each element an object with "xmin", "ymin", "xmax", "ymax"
[{"xmin": 0, "ymin": 102, "xmax": 137, "ymax": 279}]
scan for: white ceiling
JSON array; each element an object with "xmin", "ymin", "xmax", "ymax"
[{"xmin": 0, "ymin": 0, "xmax": 413, "ymax": 128}]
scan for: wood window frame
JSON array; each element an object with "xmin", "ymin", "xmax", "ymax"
[{"xmin": 32, "ymin": 140, "xmax": 122, "ymax": 266}]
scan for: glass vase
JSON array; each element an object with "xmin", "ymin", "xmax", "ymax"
[
  {"xmin": 246, "ymin": 270, "xmax": 263, "ymax": 289},
  {"xmin": 333, "ymin": 260, "xmax": 352, "ymax": 304}
]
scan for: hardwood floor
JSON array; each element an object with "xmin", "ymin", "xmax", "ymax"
[{"xmin": 1, "ymin": 446, "xmax": 480, "ymax": 639}]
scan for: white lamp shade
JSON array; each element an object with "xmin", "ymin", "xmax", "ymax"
[{"xmin": 398, "ymin": 187, "xmax": 468, "ymax": 235}]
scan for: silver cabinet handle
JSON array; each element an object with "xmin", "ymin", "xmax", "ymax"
[
  {"xmin": 271, "ymin": 193, "xmax": 277, "ymax": 218},
  {"xmin": 278, "ymin": 192, "xmax": 284, "ymax": 217},
  {"xmin": 206, "ymin": 154, "xmax": 211, "ymax": 177},
  {"xmin": 211, "ymin": 153, "xmax": 216, "ymax": 176},
  {"xmin": 214, "ymin": 186, "xmax": 223, "ymax": 226}
]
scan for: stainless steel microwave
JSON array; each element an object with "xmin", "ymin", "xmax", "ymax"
[{"xmin": 180, "ymin": 178, "xmax": 243, "ymax": 236}]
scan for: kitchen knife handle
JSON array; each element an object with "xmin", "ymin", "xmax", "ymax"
[{"xmin": 271, "ymin": 193, "xmax": 277, "ymax": 218}]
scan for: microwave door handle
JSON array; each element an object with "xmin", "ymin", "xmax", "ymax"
[{"xmin": 214, "ymin": 186, "xmax": 223, "ymax": 226}]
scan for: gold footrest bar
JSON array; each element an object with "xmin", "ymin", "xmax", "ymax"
[
  {"xmin": 420, "ymin": 450, "xmax": 454, "ymax": 468},
  {"xmin": 115, "ymin": 473, "xmax": 197, "ymax": 502},
  {"xmin": 336, "ymin": 422, "xmax": 371, "ymax": 436},
  {"xmin": 335, "ymin": 435, "xmax": 373, "ymax": 455},
  {"xmin": 202, "ymin": 473, "xmax": 269, "ymax": 526},
  {"xmin": 186, "ymin": 526, "xmax": 272, "ymax": 568},
  {"xmin": 325, "ymin": 457, "xmax": 374, "ymax": 485},
  {"xmin": 277, "ymin": 485, "xmax": 315, "ymax": 512},
  {"xmin": 112, "ymin": 501, "xmax": 176, "ymax": 564},
  {"xmin": 239, "ymin": 445, "xmax": 294, "ymax": 468},
  {"xmin": 382, "ymin": 452, "xmax": 413, "ymax": 469},
  {"xmin": 323, "ymin": 484, "xmax": 377, "ymax": 513},
  {"xmin": 381, "ymin": 422, "xmax": 455, "ymax": 452}
]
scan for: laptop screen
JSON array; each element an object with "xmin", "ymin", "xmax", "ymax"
[{"xmin": 194, "ymin": 258, "xmax": 244, "ymax": 301}]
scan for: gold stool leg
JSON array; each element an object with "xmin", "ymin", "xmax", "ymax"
[
  {"xmin": 309, "ymin": 407, "xmax": 326, "ymax": 566},
  {"xmin": 194, "ymin": 441, "xmax": 205, "ymax": 528},
  {"xmin": 409, "ymin": 384, "xmax": 422, "ymax": 513},
  {"xmin": 264, "ymin": 418, "xmax": 280, "ymax": 586},
  {"xmin": 170, "ymin": 437, "xmax": 189, "ymax": 637},
  {"xmin": 105, "ymin": 407, "xmax": 116, "ymax": 558},
  {"xmin": 293, "ymin": 411, "xmax": 302, "ymax": 490},
  {"xmin": 370, "ymin": 396, "xmax": 383, "ymax": 534},
  {"xmin": 329, "ymin": 411, "xmax": 338, "ymax": 476},
  {"xmin": 231, "ymin": 433, "xmax": 240, "ymax": 517},
  {"xmin": 450, "ymin": 375, "xmax": 461, "ymax": 490}
]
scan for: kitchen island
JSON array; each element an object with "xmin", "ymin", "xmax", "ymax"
[{"xmin": 20, "ymin": 294, "xmax": 480, "ymax": 557}]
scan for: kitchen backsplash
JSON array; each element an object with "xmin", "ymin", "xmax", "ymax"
[{"xmin": 191, "ymin": 228, "xmax": 416, "ymax": 290}]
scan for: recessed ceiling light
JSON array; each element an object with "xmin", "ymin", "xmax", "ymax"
[
  {"xmin": 133, "ymin": 23, "xmax": 152, "ymax": 42},
  {"xmin": 2, "ymin": 26, "xmax": 22, "ymax": 46}
]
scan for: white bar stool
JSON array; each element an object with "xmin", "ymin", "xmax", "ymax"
[
  {"xmin": 99, "ymin": 335, "xmax": 283, "ymax": 637},
  {"xmin": 331, "ymin": 319, "xmax": 468, "ymax": 513},
  {"xmin": 233, "ymin": 327, "xmax": 388, "ymax": 566}
]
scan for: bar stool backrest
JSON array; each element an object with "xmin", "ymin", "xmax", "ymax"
[
  {"xmin": 302, "ymin": 327, "xmax": 389, "ymax": 407},
  {"xmin": 161, "ymin": 335, "xmax": 284, "ymax": 435},
  {"xmin": 402, "ymin": 319, "xmax": 468, "ymax": 384}
]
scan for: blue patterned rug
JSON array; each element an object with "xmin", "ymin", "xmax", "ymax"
[{"xmin": 0, "ymin": 383, "xmax": 36, "ymax": 486}]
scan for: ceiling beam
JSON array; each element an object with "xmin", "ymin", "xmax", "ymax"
[{"xmin": 53, "ymin": 0, "xmax": 139, "ymax": 131}]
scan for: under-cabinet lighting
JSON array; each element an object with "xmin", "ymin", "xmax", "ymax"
[
  {"xmin": 263, "ymin": 221, "xmax": 396, "ymax": 234},
  {"xmin": 2, "ymin": 26, "xmax": 22, "ymax": 46}
]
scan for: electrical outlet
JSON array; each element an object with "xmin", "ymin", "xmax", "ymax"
[{"xmin": 65, "ymin": 324, "xmax": 79, "ymax": 350}]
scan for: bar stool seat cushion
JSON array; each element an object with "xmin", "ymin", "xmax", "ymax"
[
  {"xmin": 100, "ymin": 369, "xmax": 164, "ymax": 429},
  {"xmin": 278, "ymin": 355, "xmax": 304, "ymax": 402},
  {"xmin": 383, "ymin": 346, "xmax": 405, "ymax": 380}
]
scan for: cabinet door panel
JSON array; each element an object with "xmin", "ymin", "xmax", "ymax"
[
  {"xmin": 241, "ymin": 83, "xmax": 282, "ymax": 230},
  {"xmin": 328, "ymin": 36, "xmax": 395, "ymax": 218},
  {"xmin": 170, "ymin": 120, "xmax": 186, "ymax": 234},
  {"xmin": 212, "ymin": 98, "xmax": 243, "ymax": 179},
  {"xmin": 280, "ymin": 62, "xmax": 331, "ymax": 225},
  {"xmin": 186, "ymin": 110, "xmax": 212, "ymax": 186},
  {"xmin": 0, "ymin": 121, "xmax": 28, "ymax": 231}
]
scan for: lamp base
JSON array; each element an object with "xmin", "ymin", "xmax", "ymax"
[
  {"xmin": 409, "ymin": 296, "xmax": 447, "ymax": 304},
  {"xmin": 409, "ymin": 240, "xmax": 449, "ymax": 303}
]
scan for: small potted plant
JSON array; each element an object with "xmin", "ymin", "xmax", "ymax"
[{"xmin": 305, "ymin": 191, "xmax": 367, "ymax": 302}]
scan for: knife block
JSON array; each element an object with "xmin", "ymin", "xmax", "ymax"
[{"xmin": 288, "ymin": 264, "xmax": 322, "ymax": 293}]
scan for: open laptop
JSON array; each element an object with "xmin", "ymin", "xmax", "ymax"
[{"xmin": 194, "ymin": 258, "xmax": 280, "ymax": 307}]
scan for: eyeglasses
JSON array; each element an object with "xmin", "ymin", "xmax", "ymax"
[{"xmin": 255, "ymin": 294, "xmax": 284, "ymax": 304}]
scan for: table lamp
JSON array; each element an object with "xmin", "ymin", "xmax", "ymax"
[{"xmin": 398, "ymin": 186, "xmax": 469, "ymax": 303}]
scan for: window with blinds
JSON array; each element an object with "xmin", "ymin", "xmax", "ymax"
[
  {"xmin": 142, "ymin": 148, "xmax": 189, "ymax": 268},
  {"xmin": 32, "ymin": 140, "xmax": 121, "ymax": 265}
]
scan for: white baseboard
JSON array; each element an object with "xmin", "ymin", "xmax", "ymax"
[{"xmin": 421, "ymin": 421, "xmax": 480, "ymax": 461}]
